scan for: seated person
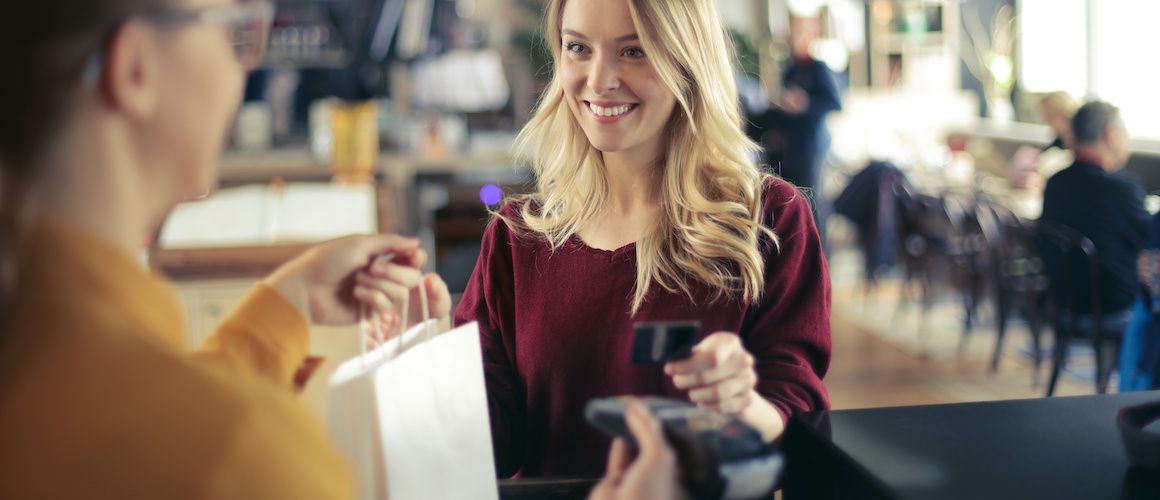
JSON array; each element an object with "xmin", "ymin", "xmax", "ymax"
[
  {"xmin": 445, "ymin": 0, "xmax": 832, "ymax": 479},
  {"xmin": 1128, "ymin": 213, "xmax": 1160, "ymax": 390},
  {"xmin": 1040, "ymin": 101, "xmax": 1149, "ymax": 319}
]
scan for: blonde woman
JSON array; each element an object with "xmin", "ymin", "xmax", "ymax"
[
  {"xmin": 451, "ymin": 0, "xmax": 831, "ymax": 478},
  {"xmin": 1040, "ymin": 91, "xmax": 1079, "ymax": 152}
]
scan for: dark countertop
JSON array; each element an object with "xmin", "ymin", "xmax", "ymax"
[{"xmin": 784, "ymin": 392, "xmax": 1160, "ymax": 500}]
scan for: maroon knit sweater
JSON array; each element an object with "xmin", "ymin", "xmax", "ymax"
[{"xmin": 454, "ymin": 179, "xmax": 831, "ymax": 478}]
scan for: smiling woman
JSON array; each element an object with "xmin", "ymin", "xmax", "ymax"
[{"xmin": 456, "ymin": 0, "xmax": 832, "ymax": 480}]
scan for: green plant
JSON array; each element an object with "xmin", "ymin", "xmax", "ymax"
[
  {"xmin": 729, "ymin": 28, "xmax": 760, "ymax": 78},
  {"xmin": 512, "ymin": 0, "xmax": 553, "ymax": 80}
]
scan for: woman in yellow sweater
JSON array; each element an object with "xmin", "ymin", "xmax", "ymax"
[{"xmin": 0, "ymin": 0, "xmax": 450, "ymax": 497}]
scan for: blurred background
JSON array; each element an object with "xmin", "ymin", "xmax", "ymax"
[{"xmin": 150, "ymin": 0, "xmax": 1160, "ymax": 417}]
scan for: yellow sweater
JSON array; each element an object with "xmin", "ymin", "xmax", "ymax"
[{"xmin": 0, "ymin": 219, "xmax": 353, "ymax": 499}]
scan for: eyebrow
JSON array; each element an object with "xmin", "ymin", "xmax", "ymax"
[{"xmin": 561, "ymin": 29, "xmax": 640, "ymax": 43}]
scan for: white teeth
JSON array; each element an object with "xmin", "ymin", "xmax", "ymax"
[{"xmin": 589, "ymin": 103, "xmax": 633, "ymax": 117}]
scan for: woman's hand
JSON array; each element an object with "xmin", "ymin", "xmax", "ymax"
[
  {"xmin": 665, "ymin": 332, "xmax": 758, "ymax": 415},
  {"xmin": 588, "ymin": 402, "xmax": 688, "ymax": 500},
  {"xmin": 665, "ymin": 332, "xmax": 786, "ymax": 441},
  {"xmin": 263, "ymin": 234, "xmax": 450, "ymax": 328}
]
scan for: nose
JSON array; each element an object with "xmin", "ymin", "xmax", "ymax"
[{"xmin": 587, "ymin": 51, "xmax": 621, "ymax": 96}]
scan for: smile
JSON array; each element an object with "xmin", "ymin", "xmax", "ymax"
[{"xmin": 585, "ymin": 101, "xmax": 638, "ymax": 122}]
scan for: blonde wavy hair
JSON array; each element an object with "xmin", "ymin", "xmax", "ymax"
[{"xmin": 506, "ymin": 0, "xmax": 777, "ymax": 313}]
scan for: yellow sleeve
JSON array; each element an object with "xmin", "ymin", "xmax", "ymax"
[
  {"xmin": 204, "ymin": 389, "xmax": 355, "ymax": 499},
  {"xmin": 195, "ymin": 284, "xmax": 310, "ymax": 387}
]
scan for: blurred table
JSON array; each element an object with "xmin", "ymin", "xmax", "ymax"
[
  {"xmin": 783, "ymin": 392, "xmax": 1160, "ymax": 500},
  {"xmin": 149, "ymin": 181, "xmax": 394, "ymax": 280},
  {"xmin": 498, "ymin": 478, "xmax": 596, "ymax": 500}
]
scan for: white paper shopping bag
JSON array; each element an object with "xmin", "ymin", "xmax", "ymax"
[{"xmin": 328, "ymin": 316, "xmax": 498, "ymax": 500}]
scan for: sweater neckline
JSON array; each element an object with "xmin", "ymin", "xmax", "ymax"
[{"xmin": 570, "ymin": 234, "xmax": 637, "ymax": 259}]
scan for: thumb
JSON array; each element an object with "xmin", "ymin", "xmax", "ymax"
[
  {"xmin": 356, "ymin": 234, "xmax": 421, "ymax": 263},
  {"xmin": 624, "ymin": 401, "xmax": 670, "ymax": 463},
  {"xmin": 694, "ymin": 331, "xmax": 738, "ymax": 361}
]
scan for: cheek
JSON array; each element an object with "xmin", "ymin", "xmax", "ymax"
[
  {"xmin": 637, "ymin": 73, "xmax": 677, "ymax": 116},
  {"xmin": 559, "ymin": 61, "xmax": 585, "ymax": 98},
  {"xmin": 559, "ymin": 63, "xmax": 586, "ymax": 115}
]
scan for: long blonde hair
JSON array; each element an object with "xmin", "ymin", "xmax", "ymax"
[{"xmin": 508, "ymin": 0, "xmax": 776, "ymax": 313}]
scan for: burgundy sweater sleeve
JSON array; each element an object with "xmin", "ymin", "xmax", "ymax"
[
  {"xmin": 742, "ymin": 180, "xmax": 832, "ymax": 422},
  {"xmin": 453, "ymin": 211, "xmax": 526, "ymax": 478}
]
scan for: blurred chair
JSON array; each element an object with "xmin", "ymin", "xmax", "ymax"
[
  {"xmin": 946, "ymin": 194, "xmax": 1004, "ymax": 352},
  {"xmin": 894, "ymin": 190, "xmax": 955, "ymax": 337},
  {"xmin": 988, "ymin": 203, "xmax": 1049, "ymax": 382},
  {"xmin": 1036, "ymin": 221, "xmax": 1129, "ymax": 396}
]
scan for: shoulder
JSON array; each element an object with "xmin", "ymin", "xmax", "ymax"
[
  {"xmin": 1044, "ymin": 163, "xmax": 1078, "ymax": 190},
  {"xmin": 481, "ymin": 197, "xmax": 547, "ymax": 255},
  {"xmin": 478, "ymin": 199, "xmax": 523, "ymax": 246},
  {"xmin": 1109, "ymin": 170, "xmax": 1145, "ymax": 196},
  {"xmin": 761, "ymin": 177, "xmax": 811, "ymax": 230}
]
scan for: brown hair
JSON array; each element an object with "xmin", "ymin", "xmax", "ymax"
[{"xmin": 0, "ymin": 0, "xmax": 170, "ymax": 326}]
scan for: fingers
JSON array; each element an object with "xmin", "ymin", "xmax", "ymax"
[
  {"xmin": 352, "ymin": 285, "xmax": 393, "ymax": 317},
  {"xmin": 390, "ymin": 247, "xmax": 427, "ymax": 269},
  {"xmin": 664, "ymin": 332, "xmax": 758, "ymax": 415},
  {"xmin": 666, "ymin": 334, "xmax": 753, "ymax": 390},
  {"xmin": 344, "ymin": 233, "xmax": 426, "ymax": 272},
  {"xmin": 624, "ymin": 402, "xmax": 673, "ymax": 465},
  {"xmin": 686, "ymin": 370, "xmax": 757, "ymax": 406},
  {"xmin": 604, "ymin": 438, "xmax": 631, "ymax": 480},
  {"xmin": 360, "ymin": 305, "xmax": 401, "ymax": 349},
  {"xmin": 424, "ymin": 274, "xmax": 452, "ymax": 312},
  {"xmin": 671, "ymin": 350, "xmax": 754, "ymax": 389},
  {"xmin": 366, "ymin": 260, "xmax": 424, "ymax": 289},
  {"xmin": 356, "ymin": 234, "xmax": 420, "ymax": 259},
  {"xmin": 699, "ymin": 388, "xmax": 755, "ymax": 415}
]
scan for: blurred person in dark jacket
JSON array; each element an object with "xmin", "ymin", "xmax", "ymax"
[
  {"xmin": 1040, "ymin": 100, "xmax": 1149, "ymax": 317},
  {"xmin": 747, "ymin": 15, "xmax": 842, "ymax": 227}
]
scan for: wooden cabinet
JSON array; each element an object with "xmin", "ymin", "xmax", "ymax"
[{"xmin": 866, "ymin": 0, "xmax": 960, "ymax": 90}]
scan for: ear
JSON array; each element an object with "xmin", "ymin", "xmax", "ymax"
[
  {"xmin": 99, "ymin": 20, "xmax": 160, "ymax": 121},
  {"xmin": 1104, "ymin": 126, "xmax": 1122, "ymax": 147}
]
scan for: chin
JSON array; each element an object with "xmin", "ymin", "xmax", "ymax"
[{"xmin": 584, "ymin": 134, "xmax": 630, "ymax": 153}]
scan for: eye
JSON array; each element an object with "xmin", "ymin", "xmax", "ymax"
[
  {"xmin": 565, "ymin": 42, "xmax": 590, "ymax": 55},
  {"xmin": 623, "ymin": 47, "xmax": 646, "ymax": 59}
]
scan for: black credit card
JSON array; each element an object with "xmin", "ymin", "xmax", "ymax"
[{"xmin": 632, "ymin": 321, "xmax": 699, "ymax": 364}]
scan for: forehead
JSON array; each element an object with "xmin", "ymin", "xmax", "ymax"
[{"xmin": 561, "ymin": 0, "xmax": 637, "ymax": 39}]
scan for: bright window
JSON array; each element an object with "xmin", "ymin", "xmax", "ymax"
[
  {"xmin": 1020, "ymin": 0, "xmax": 1160, "ymax": 139},
  {"xmin": 1091, "ymin": 0, "xmax": 1160, "ymax": 139}
]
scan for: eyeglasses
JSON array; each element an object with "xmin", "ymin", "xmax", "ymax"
[
  {"xmin": 146, "ymin": 1, "xmax": 275, "ymax": 70},
  {"xmin": 83, "ymin": 1, "xmax": 275, "ymax": 86}
]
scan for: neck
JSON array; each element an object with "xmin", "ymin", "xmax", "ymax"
[
  {"xmin": 1074, "ymin": 147, "xmax": 1116, "ymax": 172},
  {"xmin": 601, "ymin": 148, "xmax": 662, "ymax": 214},
  {"xmin": 33, "ymin": 116, "xmax": 159, "ymax": 257}
]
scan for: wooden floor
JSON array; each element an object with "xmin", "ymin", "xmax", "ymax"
[{"xmin": 826, "ymin": 253, "xmax": 1096, "ymax": 410}]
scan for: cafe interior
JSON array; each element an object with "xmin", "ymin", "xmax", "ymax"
[{"xmin": 5, "ymin": 0, "xmax": 1160, "ymax": 498}]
